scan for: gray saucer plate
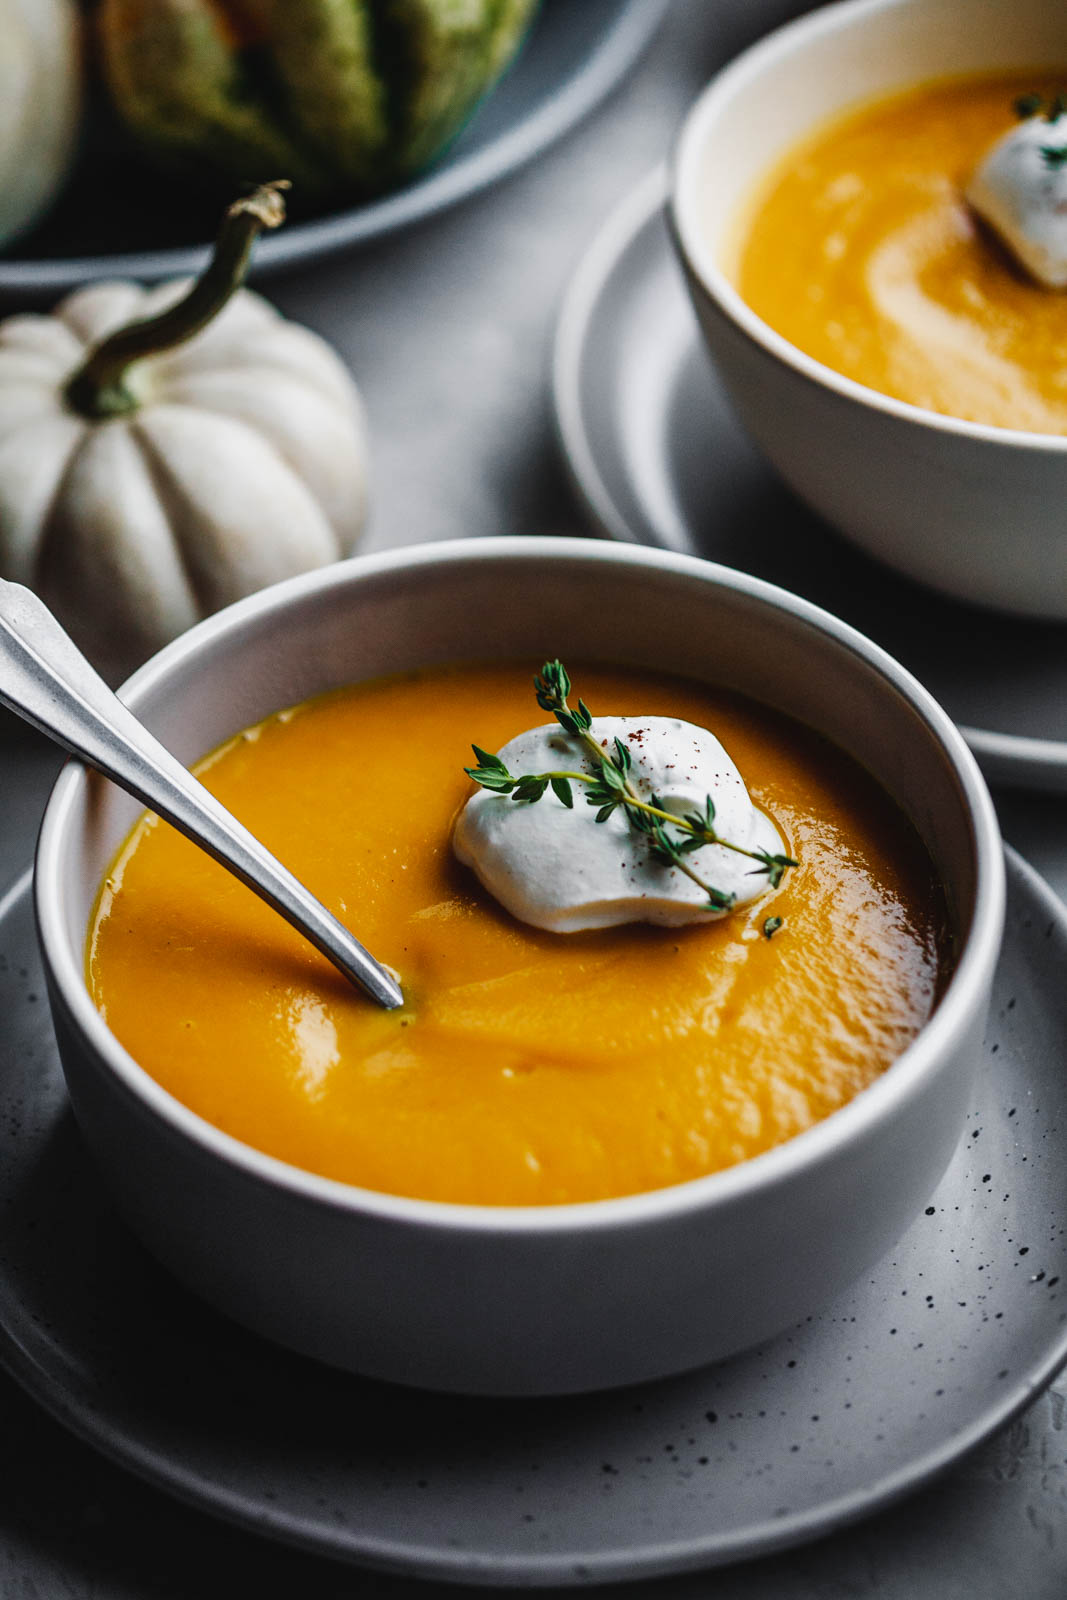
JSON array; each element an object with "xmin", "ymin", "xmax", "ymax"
[
  {"xmin": 0, "ymin": 0, "xmax": 669, "ymax": 300},
  {"xmin": 554, "ymin": 169, "xmax": 1067, "ymax": 794},
  {"xmin": 2, "ymin": 853, "xmax": 1067, "ymax": 1587}
]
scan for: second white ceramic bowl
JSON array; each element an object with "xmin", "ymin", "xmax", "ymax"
[
  {"xmin": 35, "ymin": 539, "xmax": 1003, "ymax": 1394},
  {"xmin": 671, "ymin": 0, "xmax": 1067, "ymax": 619}
]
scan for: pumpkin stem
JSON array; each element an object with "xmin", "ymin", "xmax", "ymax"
[{"xmin": 63, "ymin": 181, "xmax": 290, "ymax": 421}]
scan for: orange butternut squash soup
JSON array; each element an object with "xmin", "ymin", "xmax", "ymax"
[
  {"xmin": 733, "ymin": 73, "xmax": 1067, "ymax": 433},
  {"xmin": 87, "ymin": 662, "xmax": 949, "ymax": 1206}
]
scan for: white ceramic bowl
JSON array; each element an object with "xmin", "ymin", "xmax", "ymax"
[
  {"xmin": 671, "ymin": 0, "xmax": 1067, "ymax": 619},
  {"xmin": 35, "ymin": 538, "xmax": 1004, "ymax": 1395}
]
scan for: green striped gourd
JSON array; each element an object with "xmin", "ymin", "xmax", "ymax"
[{"xmin": 96, "ymin": 0, "xmax": 540, "ymax": 201}]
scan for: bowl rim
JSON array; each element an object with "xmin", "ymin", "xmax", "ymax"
[
  {"xmin": 35, "ymin": 535, "xmax": 1005, "ymax": 1236},
  {"xmin": 669, "ymin": 0, "xmax": 1067, "ymax": 455}
]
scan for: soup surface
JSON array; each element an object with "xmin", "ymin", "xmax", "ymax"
[
  {"xmin": 88, "ymin": 663, "xmax": 948, "ymax": 1205},
  {"xmin": 734, "ymin": 72, "xmax": 1067, "ymax": 433}
]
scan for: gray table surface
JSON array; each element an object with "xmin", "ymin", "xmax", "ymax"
[{"xmin": 2, "ymin": 3, "xmax": 1067, "ymax": 1595}]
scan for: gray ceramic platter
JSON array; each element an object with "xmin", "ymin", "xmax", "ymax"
[
  {"xmin": 0, "ymin": 0, "xmax": 669, "ymax": 300},
  {"xmin": 2, "ymin": 852, "xmax": 1067, "ymax": 1588},
  {"xmin": 554, "ymin": 170, "xmax": 1067, "ymax": 794}
]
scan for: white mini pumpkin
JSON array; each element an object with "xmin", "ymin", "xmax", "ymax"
[
  {"xmin": 0, "ymin": 189, "xmax": 368, "ymax": 683},
  {"xmin": 0, "ymin": 0, "xmax": 81, "ymax": 248}
]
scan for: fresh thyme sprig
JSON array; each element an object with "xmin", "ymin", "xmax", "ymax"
[{"xmin": 464, "ymin": 660, "xmax": 797, "ymax": 914}]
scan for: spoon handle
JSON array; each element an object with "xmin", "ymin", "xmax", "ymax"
[{"xmin": 0, "ymin": 579, "xmax": 403, "ymax": 1011}]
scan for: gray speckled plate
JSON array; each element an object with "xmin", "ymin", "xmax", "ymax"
[
  {"xmin": 2, "ymin": 850, "xmax": 1067, "ymax": 1585},
  {"xmin": 0, "ymin": 0, "xmax": 668, "ymax": 300},
  {"xmin": 554, "ymin": 170, "xmax": 1067, "ymax": 794}
]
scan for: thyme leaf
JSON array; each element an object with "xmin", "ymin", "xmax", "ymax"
[
  {"xmin": 550, "ymin": 776, "xmax": 574, "ymax": 808},
  {"xmin": 1015, "ymin": 92, "xmax": 1043, "ymax": 120}
]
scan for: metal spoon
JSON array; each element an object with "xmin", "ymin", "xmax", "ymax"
[{"xmin": 0, "ymin": 579, "xmax": 403, "ymax": 1011}]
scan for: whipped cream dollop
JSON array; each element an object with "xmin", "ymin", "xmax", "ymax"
[
  {"xmin": 453, "ymin": 716, "xmax": 787, "ymax": 933},
  {"xmin": 966, "ymin": 115, "xmax": 1067, "ymax": 288}
]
